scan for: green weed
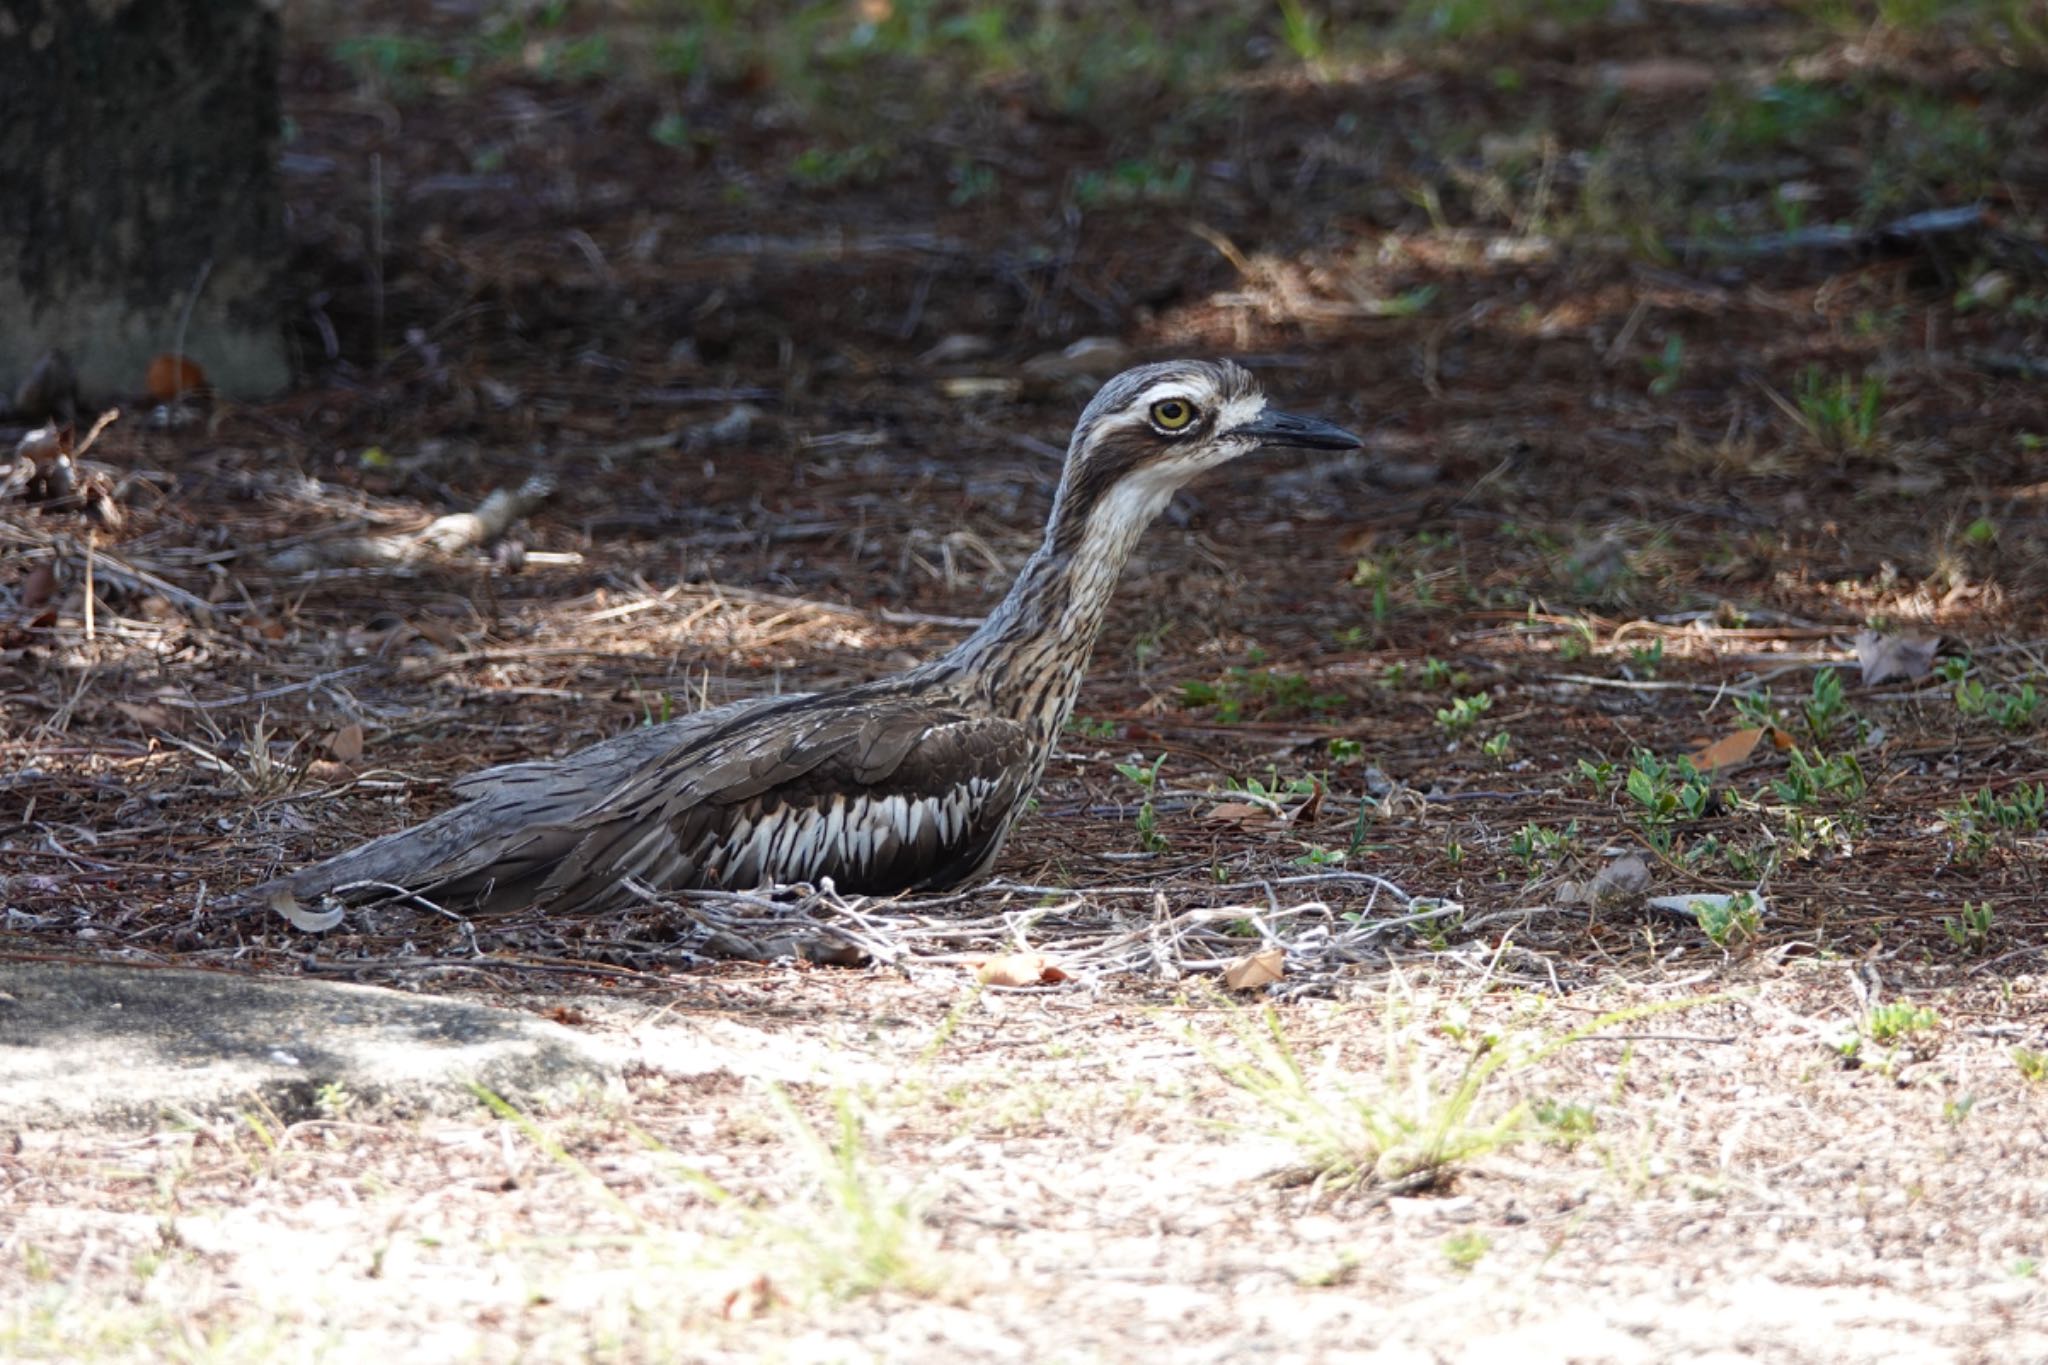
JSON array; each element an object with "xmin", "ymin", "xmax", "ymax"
[
  {"xmin": 1941, "ymin": 901, "xmax": 1994, "ymax": 954},
  {"xmin": 1435, "ymin": 692, "xmax": 1493, "ymax": 735},
  {"xmin": 1863, "ymin": 1002, "xmax": 1940, "ymax": 1044},
  {"xmin": 1116, "ymin": 753, "xmax": 1170, "ymax": 853}
]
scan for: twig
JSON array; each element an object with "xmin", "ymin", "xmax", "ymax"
[
  {"xmin": 265, "ymin": 473, "xmax": 554, "ymax": 572},
  {"xmin": 1671, "ymin": 203, "xmax": 1986, "ymax": 259}
]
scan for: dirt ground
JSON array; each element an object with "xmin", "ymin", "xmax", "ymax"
[{"xmin": 5, "ymin": 1, "xmax": 2048, "ymax": 1359}]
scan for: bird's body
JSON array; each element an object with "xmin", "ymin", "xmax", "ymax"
[{"xmin": 265, "ymin": 360, "xmax": 1359, "ymax": 930}]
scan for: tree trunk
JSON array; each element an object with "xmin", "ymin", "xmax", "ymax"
[{"xmin": 0, "ymin": 0, "xmax": 289, "ymax": 404}]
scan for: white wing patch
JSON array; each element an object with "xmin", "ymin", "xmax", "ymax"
[{"xmin": 696, "ymin": 777, "xmax": 1005, "ymax": 890}]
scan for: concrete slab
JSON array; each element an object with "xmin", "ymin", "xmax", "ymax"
[{"xmin": 0, "ymin": 963, "xmax": 621, "ymax": 1129}]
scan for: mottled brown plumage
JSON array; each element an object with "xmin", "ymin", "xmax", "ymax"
[{"xmin": 263, "ymin": 360, "xmax": 1359, "ymax": 930}]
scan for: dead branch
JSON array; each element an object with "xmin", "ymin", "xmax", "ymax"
[{"xmin": 265, "ymin": 473, "xmax": 554, "ymax": 573}]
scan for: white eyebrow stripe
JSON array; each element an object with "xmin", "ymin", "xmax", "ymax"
[{"xmin": 1130, "ymin": 378, "xmax": 1209, "ymax": 410}]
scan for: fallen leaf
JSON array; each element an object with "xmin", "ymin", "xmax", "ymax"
[
  {"xmin": 19, "ymin": 561, "xmax": 55, "ymax": 611},
  {"xmin": 146, "ymin": 352, "xmax": 207, "ymax": 402},
  {"xmin": 328, "ymin": 722, "xmax": 364, "ymax": 763},
  {"xmin": 1691, "ymin": 726, "xmax": 1765, "ymax": 774},
  {"xmin": 1204, "ymin": 800, "xmax": 1277, "ymax": 826},
  {"xmin": 974, "ymin": 952, "xmax": 1068, "ymax": 987},
  {"xmin": 1222, "ymin": 946, "xmax": 1285, "ymax": 990},
  {"xmin": 1296, "ymin": 778, "xmax": 1327, "ymax": 821},
  {"xmin": 1854, "ymin": 629, "xmax": 1939, "ymax": 686}
]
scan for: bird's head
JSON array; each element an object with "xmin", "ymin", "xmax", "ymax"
[{"xmin": 1049, "ymin": 360, "xmax": 1360, "ymax": 546}]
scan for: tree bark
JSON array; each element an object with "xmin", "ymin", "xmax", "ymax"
[{"xmin": 0, "ymin": 0, "xmax": 289, "ymax": 403}]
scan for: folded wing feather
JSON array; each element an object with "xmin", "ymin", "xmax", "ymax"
[{"xmin": 261, "ymin": 694, "xmax": 1036, "ymax": 928}]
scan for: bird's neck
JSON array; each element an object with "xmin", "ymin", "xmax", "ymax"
[{"xmin": 930, "ymin": 472, "xmax": 1178, "ymax": 740}]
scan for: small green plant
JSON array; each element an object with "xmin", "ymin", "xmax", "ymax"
[
  {"xmin": 1953, "ymin": 675, "xmax": 1992, "ymax": 717},
  {"xmin": 1442, "ymin": 1231, "xmax": 1491, "ymax": 1271},
  {"xmin": 2013, "ymin": 1047, "xmax": 2048, "ymax": 1083},
  {"xmin": 1436, "ymin": 692, "xmax": 1493, "ymax": 734},
  {"xmin": 1803, "ymin": 667, "xmax": 1852, "ymax": 743},
  {"xmin": 1441, "ymin": 834, "xmax": 1465, "ymax": 868},
  {"xmin": 1627, "ymin": 637, "xmax": 1665, "ymax": 678},
  {"xmin": 1691, "ymin": 891, "xmax": 1763, "ymax": 948},
  {"xmin": 1510, "ymin": 820, "xmax": 1578, "ymax": 871},
  {"xmin": 1994, "ymin": 683, "xmax": 2040, "ymax": 732},
  {"xmin": 1481, "ymin": 731, "xmax": 1512, "ymax": 762},
  {"xmin": 1200, "ymin": 994, "xmax": 1712, "ymax": 1197},
  {"xmin": 1420, "ymin": 656, "xmax": 1458, "ymax": 690},
  {"xmin": 1067, "ymin": 715, "xmax": 1119, "ymax": 740},
  {"xmin": 1198, "ymin": 1003, "xmax": 1527, "ymax": 1194},
  {"xmin": 1071, "ymin": 157, "xmax": 1194, "ymax": 207},
  {"xmin": 1626, "ymin": 751, "xmax": 1713, "ymax": 846},
  {"xmin": 1532, "ymin": 1099, "xmax": 1598, "ymax": 1147},
  {"xmin": 1940, "ymin": 783, "xmax": 2046, "ymax": 862},
  {"xmin": 1577, "ymin": 757, "xmax": 1616, "ymax": 800},
  {"xmin": 1941, "ymin": 900, "xmax": 1995, "ymax": 954},
  {"xmin": 1772, "ymin": 747, "xmax": 1867, "ymax": 806},
  {"xmin": 790, "ymin": 142, "xmax": 895, "ymax": 190},
  {"xmin": 1181, "ymin": 667, "xmax": 1345, "ymax": 723},
  {"xmin": 1295, "ymin": 843, "xmax": 1347, "ymax": 869},
  {"xmin": 1115, "ymin": 753, "xmax": 1170, "ymax": 853},
  {"xmin": 1733, "ymin": 690, "xmax": 1783, "ymax": 731},
  {"xmin": 649, "ymin": 111, "xmax": 694, "ymax": 149},
  {"xmin": 1949, "ymin": 671, "xmax": 2041, "ymax": 730},
  {"xmin": 1643, "ymin": 334, "xmax": 1685, "ymax": 396},
  {"xmin": 1276, "ymin": 0, "xmax": 1327, "ymax": 60},
  {"xmin": 947, "ymin": 159, "xmax": 998, "ymax": 206},
  {"xmin": 1863, "ymin": 1002, "xmax": 1940, "ymax": 1044},
  {"xmin": 1791, "ymin": 367, "xmax": 1888, "ymax": 454},
  {"xmin": 1558, "ymin": 619, "xmax": 1596, "ymax": 662},
  {"xmin": 1328, "ymin": 737, "xmax": 1364, "ymax": 762}
]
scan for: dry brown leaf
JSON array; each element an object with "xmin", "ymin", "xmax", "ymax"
[
  {"xmin": 112, "ymin": 701, "xmax": 170, "ymax": 729},
  {"xmin": 1222, "ymin": 947, "xmax": 1285, "ymax": 991},
  {"xmin": 19, "ymin": 561, "xmax": 56, "ymax": 612},
  {"xmin": 1854, "ymin": 629, "xmax": 1939, "ymax": 686},
  {"xmin": 328, "ymin": 723, "xmax": 365, "ymax": 763},
  {"xmin": 974, "ymin": 952, "xmax": 1067, "ymax": 987},
  {"xmin": 146, "ymin": 352, "xmax": 207, "ymax": 402},
  {"xmin": 1204, "ymin": 800, "xmax": 1277, "ymax": 826},
  {"xmin": 1691, "ymin": 726, "xmax": 1765, "ymax": 774}
]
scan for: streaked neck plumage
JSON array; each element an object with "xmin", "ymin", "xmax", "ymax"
[{"xmin": 922, "ymin": 460, "xmax": 1185, "ymax": 740}]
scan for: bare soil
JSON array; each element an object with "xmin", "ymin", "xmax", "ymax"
[{"xmin": 5, "ymin": 2, "xmax": 2048, "ymax": 1358}]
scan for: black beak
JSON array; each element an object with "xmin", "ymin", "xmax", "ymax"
[{"xmin": 1242, "ymin": 407, "xmax": 1362, "ymax": 451}]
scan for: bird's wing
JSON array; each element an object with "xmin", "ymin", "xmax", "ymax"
[
  {"xmin": 528, "ymin": 702, "xmax": 1038, "ymax": 910},
  {"xmin": 256, "ymin": 696, "xmax": 804, "ymax": 928},
  {"xmin": 262, "ymin": 696, "xmax": 1037, "ymax": 928}
]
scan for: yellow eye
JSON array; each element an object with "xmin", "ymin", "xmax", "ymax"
[{"xmin": 1150, "ymin": 399, "xmax": 1196, "ymax": 431}]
